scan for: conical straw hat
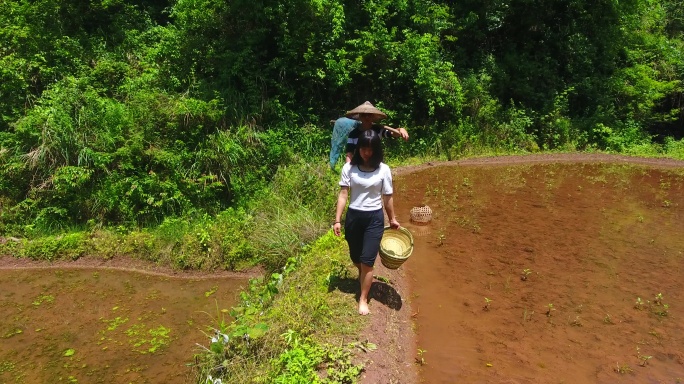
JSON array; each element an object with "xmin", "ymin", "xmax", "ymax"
[{"xmin": 345, "ymin": 101, "xmax": 387, "ymax": 121}]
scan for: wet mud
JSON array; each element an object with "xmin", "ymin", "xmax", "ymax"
[
  {"xmin": 0, "ymin": 268, "xmax": 247, "ymax": 383},
  {"xmin": 396, "ymin": 162, "xmax": 684, "ymax": 383}
]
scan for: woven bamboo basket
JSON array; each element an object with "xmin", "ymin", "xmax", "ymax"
[
  {"xmin": 379, "ymin": 227, "xmax": 414, "ymax": 270},
  {"xmin": 410, "ymin": 205, "xmax": 432, "ymax": 225}
]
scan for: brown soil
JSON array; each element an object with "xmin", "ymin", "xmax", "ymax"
[
  {"xmin": 357, "ymin": 262, "xmax": 420, "ymax": 384},
  {"xmin": 360, "ymin": 153, "xmax": 684, "ymax": 384},
  {"xmin": 0, "ymin": 267, "xmax": 249, "ymax": 383}
]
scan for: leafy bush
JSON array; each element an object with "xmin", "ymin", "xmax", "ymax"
[
  {"xmin": 19, "ymin": 232, "xmax": 89, "ymax": 261},
  {"xmin": 663, "ymin": 137, "xmax": 684, "ymax": 159}
]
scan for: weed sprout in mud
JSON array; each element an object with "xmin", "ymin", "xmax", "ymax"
[
  {"xmin": 546, "ymin": 303, "xmax": 555, "ymax": 317},
  {"xmin": 483, "ymin": 297, "xmax": 492, "ymax": 311},
  {"xmin": 416, "ymin": 348, "xmax": 427, "ymax": 366},
  {"xmin": 521, "ymin": 268, "xmax": 532, "ymax": 281},
  {"xmin": 634, "ymin": 297, "xmax": 644, "ymax": 310}
]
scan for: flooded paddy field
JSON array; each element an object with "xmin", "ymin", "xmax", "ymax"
[
  {"xmin": 396, "ymin": 162, "xmax": 684, "ymax": 383},
  {"xmin": 0, "ymin": 268, "xmax": 247, "ymax": 383}
]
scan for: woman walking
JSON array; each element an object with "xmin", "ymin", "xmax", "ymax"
[{"xmin": 332, "ymin": 129, "xmax": 401, "ymax": 315}]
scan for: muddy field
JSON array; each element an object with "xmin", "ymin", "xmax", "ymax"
[
  {"xmin": 363, "ymin": 155, "xmax": 684, "ymax": 384},
  {"xmin": 0, "ymin": 268, "xmax": 247, "ymax": 383}
]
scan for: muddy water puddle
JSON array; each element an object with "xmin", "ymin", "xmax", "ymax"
[
  {"xmin": 0, "ymin": 268, "xmax": 247, "ymax": 383},
  {"xmin": 396, "ymin": 162, "xmax": 684, "ymax": 383}
]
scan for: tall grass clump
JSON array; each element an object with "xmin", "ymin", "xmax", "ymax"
[{"xmin": 248, "ymin": 159, "xmax": 339, "ymax": 271}]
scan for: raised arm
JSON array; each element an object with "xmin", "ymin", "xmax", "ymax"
[{"xmin": 383, "ymin": 126, "xmax": 409, "ymax": 141}]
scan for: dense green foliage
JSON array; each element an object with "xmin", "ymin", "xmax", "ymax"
[
  {"xmin": 0, "ymin": 159, "xmax": 337, "ymax": 271},
  {"xmin": 1, "ymin": 0, "xmax": 683, "ymax": 236}
]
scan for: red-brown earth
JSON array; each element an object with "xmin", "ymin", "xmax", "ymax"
[
  {"xmin": 0, "ymin": 261, "xmax": 252, "ymax": 383},
  {"xmin": 360, "ymin": 154, "xmax": 684, "ymax": 384}
]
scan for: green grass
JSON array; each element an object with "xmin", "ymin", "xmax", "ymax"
[{"xmin": 193, "ymin": 232, "xmax": 367, "ymax": 383}]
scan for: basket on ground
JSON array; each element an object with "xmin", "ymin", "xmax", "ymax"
[
  {"xmin": 410, "ymin": 205, "xmax": 432, "ymax": 224},
  {"xmin": 379, "ymin": 227, "xmax": 414, "ymax": 269}
]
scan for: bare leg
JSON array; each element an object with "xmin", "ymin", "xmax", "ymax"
[
  {"xmin": 354, "ymin": 262, "xmax": 361, "ymax": 281},
  {"xmin": 358, "ymin": 263, "xmax": 374, "ymax": 315}
]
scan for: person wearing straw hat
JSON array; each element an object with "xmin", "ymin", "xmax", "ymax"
[
  {"xmin": 329, "ymin": 101, "xmax": 409, "ymax": 169},
  {"xmin": 332, "ymin": 129, "xmax": 401, "ymax": 315},
  {"xmin": 345, "ymin": 101, "xmax": 409, "ymax": 162}
]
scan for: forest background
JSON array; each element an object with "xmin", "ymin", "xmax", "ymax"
[{"xmin": 1, "ymin": 0, "xmax": 684, "ymax": 268}]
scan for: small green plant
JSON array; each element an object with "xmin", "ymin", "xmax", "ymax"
[
  {"xmin": 654, "ymin": 293, "xmax": 664, "ymax": 305},
  {"xmin": 659, "ymin": 178, "xmax": 671, "ymax": 190},
  {"xmin": 634, "ymin": 297, "xmax": 644, "ymax": 310},
  {"xmin": 603, "ymin": 314, "xmax": 614, "ymax": 324},
  {"xmin": 546, "ymin": 303, "xmax": 555, "ymax": 317},
  {"xmin": 521, "ymin": 269, "xmax": 532, "ymax": 281},
  {"xmin": 269, "ymin": 331, "xmax": 327, "ymax": 383},
  {"xmin": 651, "ymin": 293, "xmax": 670, "ymax": 317},
  {"xmin": 615, "ymin": 362, "xmax": 633, "ymax": 374},
  {"xmin": 655, "ymin": 303, "xmax": 670, "ymax": 317},
  {"xmin": 324, "ymin": 258, "xmax": 350, "ymax": 285},
  {"xmin": 416, "ymin": 348, "xmax": 427, "ymax": 366},
  {"xmin": 204, "ymin": 286, "xmax": 218, "ymax": 298},
  {"xmin": 374, "ymin": 275, "xmax": 391, "ymax": 284},
  {"xmin": 483, "ymin": 297, "xmax": 493, "ymax": 311},
  {"xmin": 125, "ymin": 324, "xmax": 172, "ymax": 354},
  {"xmin": 3, "ymin": 329, "xmax": 22, "ymax": 338},
  {"xmin": 32, "ymin": 293, "xmax": 55, "ymax": 306},
  {"xmin": 637, "ymin": 347, "xmax": 653, "ymax": 367},
  {"xmin": 437, "ymin": 233, "xmax": 446, "ymax": 246}
]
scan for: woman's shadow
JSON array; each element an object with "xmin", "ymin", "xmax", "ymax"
[{"xmin": 328, "ymin": 274, "xmax": 403, "ymax": 311}]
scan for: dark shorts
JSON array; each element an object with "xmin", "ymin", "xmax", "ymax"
[{"xmin": 344, "ymin": 208, "xmax": 384, "ymax": 267}]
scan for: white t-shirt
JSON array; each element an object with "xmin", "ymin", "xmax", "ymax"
[{"xmin": 339, "ymin": 162, "xmax": 393, "ymax": 211}]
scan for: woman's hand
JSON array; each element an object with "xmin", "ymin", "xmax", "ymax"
[
  {"xmin": 389, "ymin": 217, "xmax": 400, "ymax": 229},
  {"xmin": 333, "ymin": 222, "xmax": 342, "ymax": 236}
]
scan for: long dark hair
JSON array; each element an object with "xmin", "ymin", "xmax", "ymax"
[{"xmin": 350, "ymin": 129, "xmax": 384, "ymax": 168}]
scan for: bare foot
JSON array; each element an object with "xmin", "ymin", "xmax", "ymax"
[{"xmin": 359, "ymin": 301, "xmax": 370, "ymax": 315}]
